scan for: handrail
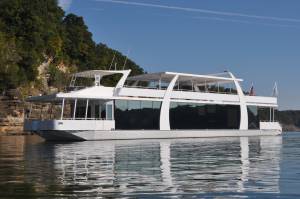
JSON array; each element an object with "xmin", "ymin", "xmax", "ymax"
[{"xmin": 124, "ymin": 85, "xmax": 238, "ymax": 95}]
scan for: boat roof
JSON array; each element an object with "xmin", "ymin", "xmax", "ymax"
[
  {"xmin": 73, "ymin": 70, "xmax": 130, "ymax": 78},
  {"xmin": 127, "ymin": 71, "xmax": 243, "ymax": 84},
  {"xmin": 26, "ymin": 93, "xmax": 59, "ymax": 102},
  {"xmin": 26, "ymin": 70, "xmax": 243, "ymax": 102}
]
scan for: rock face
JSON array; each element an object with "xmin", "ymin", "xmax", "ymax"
[{"xmin": 0, "ymin": 90, "xmax": 25, "ymax": 135}]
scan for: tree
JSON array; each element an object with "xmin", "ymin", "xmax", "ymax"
[
  {"xmin": 0, "ymin": 0, "xmax": 145, "ymax": 93},
  {"xmin": 62, "ymin": 14, "xmax": 97, "ymax": 70},
  {"xmin": 0, "ymin": 32, "xmax": 22, "ymax": 91}
]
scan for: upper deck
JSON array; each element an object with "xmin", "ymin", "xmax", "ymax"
[{"xmin": 26, "ymin": 70, "xmax": 278, "ymax": 107}]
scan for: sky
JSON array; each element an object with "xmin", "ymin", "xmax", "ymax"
[{"xmin": 59, "ymin": 0, "xmax": 300, "ymax": 110}]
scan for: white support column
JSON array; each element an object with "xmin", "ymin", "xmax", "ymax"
[
  {"xmin": 114, "ymin": 70, "xmax": 131, "ymax": 96},
  {"xmin": 94, "ymin": 74, "xmax": 101, "ymax": 86},
  {"xmin": 116, "ymin": 70, "xmax": 131, "ymax": 88},
  {"xmin": 91, "ymin": 100, "xmax": 95, "ymax": 119},
  {"xmin": 99, "ymin": 101, "xmax": 102, "ymax": 119},
  {"xmin": 160, "ymin": 75, "xmax": 179, "ymax": 130},
  {"xmin": 85, "ymin": 99, "xmax": 89, "ymax": 120},
  {"xmin": 228, "ymin": 72, "xmax": 248, "ymax": 130},
  {"xmin": 112, "ymin": 101, "xmax": 114, "ymax": 120},
  {"xmin": 61, "ymin": 98, "xmax": 65, "ymax": 120},
  {"xmin": 73, "ymin": 99, "xmax": 77, "ymax": 120}
]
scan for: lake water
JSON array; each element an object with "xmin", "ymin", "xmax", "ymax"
[{"xmin": 0, "ymin": 132, "xmax": 299, "ymax": 198}]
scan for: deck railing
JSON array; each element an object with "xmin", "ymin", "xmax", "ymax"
[{"xmin": 124, "ymin": 85, "xmax": 238, "ymax": 95}]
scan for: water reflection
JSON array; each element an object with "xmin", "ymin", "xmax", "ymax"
[{"xmin": 0, "ymin": 135, "xmax": 286, "ymax": 197}]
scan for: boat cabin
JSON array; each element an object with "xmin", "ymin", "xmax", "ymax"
[{"xmin": 24, "ymin": 69, "xmax": 281, "ymax": 134}]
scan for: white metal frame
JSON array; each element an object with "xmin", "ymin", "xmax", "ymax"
[{"xmin": 25, "ymin": 70, "xmax": 281, "ymax": 133}]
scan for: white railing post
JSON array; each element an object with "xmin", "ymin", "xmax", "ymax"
[
  {"xmin": 159, "ymin": 78, "xmax": 161, "ymax": 90},
  {"xmin": 29, "ymin": 103, "xmax": 33, "ymax": 119},
  {"xmin": 61, "ymin": 98, "xmax": 65, "ymax": 120},
  {"xmin": 99, "ymin": 102, "xmax": 102, "ymax": 119},
  {"xmin": 73, "ymin": 99, "xmax": 77, "ymax": 120},
  {"xmin": 85, "ymin": 99, "xmax": 89, "ymax": 120}
]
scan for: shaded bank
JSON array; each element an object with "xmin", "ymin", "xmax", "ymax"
[{"xmin": 278, "ymin": 110, "xmax": 300, "ymax": 131}]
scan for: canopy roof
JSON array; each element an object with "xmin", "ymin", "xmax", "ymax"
[
  {"xmin": 26, "ymin": 93, "xmax": 60, "ymax": 102},
  {"xmin": 127, "ymin": 71, "xmax": 243, "ymax": 85},
  {"xmin": 74, "ymin": 70, "xmax": 130, "ymax": 78}
]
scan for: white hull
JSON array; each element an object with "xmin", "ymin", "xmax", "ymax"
[{"xmin": 35, "ymin": 129, "xmax": 282, "ymax": 141}]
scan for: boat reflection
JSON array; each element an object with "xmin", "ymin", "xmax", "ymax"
[
  {"xmin": 0, "ymin": 135, "xmax": 283, "ymax": 197},
  {"xmin": 49, "ymin": 136, "xmax": 282, "ymax": 196}
]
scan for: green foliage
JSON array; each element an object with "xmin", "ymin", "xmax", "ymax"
[
  {"xmin": 0, "ymin": 0, "xmax": 144, "ymax": 93},
  {"xmin": 62, "ymin": 14, "xmax": 97, "ymax": 70},
  {"xmin": 0, "ymin": 0, "xmax": 65, "ymax": 91},
  {"xmin": 0, "ymin": 31, "xmax": 22, "ymax": 91},
  {"xmin": 48, "ymin": 64, "xmax": 68, "ymax": 89}
]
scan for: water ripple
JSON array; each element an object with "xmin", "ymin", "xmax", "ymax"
[{"xmin": 0, "ymin": 133, "xmax": 300, "ymax": 198}]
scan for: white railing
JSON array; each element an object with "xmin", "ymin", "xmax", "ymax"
[{"xmin": 260, "ymin": 121, "xmax": 282, "ymax": 131}]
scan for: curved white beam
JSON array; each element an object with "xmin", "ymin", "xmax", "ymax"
[
  {"xmin": 116, "ymin": 70, "xmax": 131, "ymax": 88},
  {"xmin": 160, "ymin": 75, "xmax": 178, "ymax": 130},
  {"xmin": 228, "ymin": 72, "xmax": 248, "ymax": 130}
]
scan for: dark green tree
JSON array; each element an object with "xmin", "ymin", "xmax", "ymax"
[
  {"xmin": 0, "ymin": 31, "xmax": 22, "ymax": 91},
  {"xmin": 62, "ymin": 14, "xmax": 97, "ymax": 70},
  {"xmin": 0, "ymin": 0, "xmax": 144, "ymax": 93}
]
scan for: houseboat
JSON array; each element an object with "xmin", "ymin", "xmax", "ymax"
[{"xmin": 24, "ymin": 69, "xmax": 282, "ymax": 141}]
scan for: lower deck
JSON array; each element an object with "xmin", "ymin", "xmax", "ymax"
[{"xmin": 33, "ymin": 129, "xmax": 282, "ymax": 141}]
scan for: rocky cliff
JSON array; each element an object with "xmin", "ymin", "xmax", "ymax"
[{"xmin": 0, "ymin": 91, "xmax": 25, "ymax": 134}]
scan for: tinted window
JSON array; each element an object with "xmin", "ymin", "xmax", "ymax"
[
  {"xmin": 115, "ymin": 100, "xmax": 161, "ymax": 130},
  {"xmin": 247, "ymin": 106, "xmax": 260, "ymax": 129},
  {"xmin": 170, "ymin": 103, "xmax": 240, "ymax": 129}
]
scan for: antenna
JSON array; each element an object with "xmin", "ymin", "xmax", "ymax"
[
  {"xmin": 272, "ymin": 82, "xmax": 279, "ymax": 97},
  {"xmin": 109, "ymin": 51, "xmax": 116, "ymax": 70},
  {"xmin": 122, "ymin": 48, "xmax": 131, "ymax": 70}
]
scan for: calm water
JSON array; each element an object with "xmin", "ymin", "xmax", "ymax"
[{"xmin": 0, "ymin": 132, "xmax": 300, "ymax": 198}]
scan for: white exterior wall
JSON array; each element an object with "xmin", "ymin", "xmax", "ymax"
[
  {"xmin": 24, "ymin": 120, "xmax": 115, "ymax": 131},
  {"xmin": 171, "ymin": 91, "xmax": 240, "ymax": 104},
  {"xmin": 260, "ymin": 122, "xmax": 282, "ymax": 131},
  {"xmin": 245, "ymin": 96, "xmax": 278, "ymax": 107},
  {"xmin": 118, "ymin": 88, "xmax": 166, "ymax": 98},
  {"xmin": 58, "ymin": 86, "xmax": 115, "ymax": 99}
]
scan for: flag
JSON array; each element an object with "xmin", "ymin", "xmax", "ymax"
[
  {"xmin": 272, "ymin": 82, "xmax": 279, "ymax": 97},
  {"xmin": 249, "ymin": 83, "xmax": 255, "ymax": 96}
]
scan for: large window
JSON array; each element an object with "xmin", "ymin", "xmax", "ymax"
[
  {"xmin": 248, "ymin": 106, "xmax": 279, "ymax": 129},
  {"xmin": 258, "ymin": 107, "xmax": 278, "ymax": 122},
  {"xmin": 115, "ymin": 100, "xmax": 161, "ymax": 130},
  {"xmin": 247, "ymin": 106, "xmax": 260, "ymax": 129},
  {"xmin": 170, "ymin": 102, "xmax": 240, "ymax": 129}
]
